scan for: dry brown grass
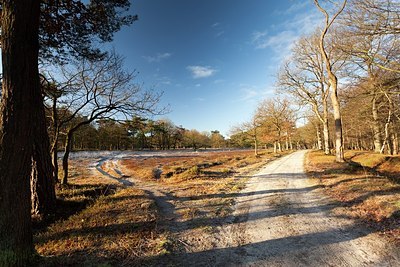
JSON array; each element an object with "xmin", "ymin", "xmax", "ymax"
[
  {"xmin": 35, "ymin": 188, "xmax": 162, "ymax": 266},
  {"xmin": 346, "ymin": 151, "xmax": 400, "ymax": 183},
  {"xmin": 121, "ymin": 150, "xmax": 276, "ymax": 182},
  {"xmin": 305, "ymin": 150, "xmax": 400, "ymax": 243},
  {"xmin": 36, "ymin": 149, "xmax": 287, "ymax": 265}
]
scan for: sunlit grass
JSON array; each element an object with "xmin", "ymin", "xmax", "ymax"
[
  {"xmin": 306, "ymin": 150, "xmax": 400, "ymax": 243},
  {"xmin": 36, "ymin": 149, "xmax": 290, "ymax": 265}
]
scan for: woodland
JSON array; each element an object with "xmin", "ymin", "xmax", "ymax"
[{"xmin": 0, "ymin": 0, "xmax": 399, "ymax": 266}]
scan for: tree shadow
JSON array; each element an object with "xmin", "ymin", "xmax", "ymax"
[
  {"xmin": 161, "ymin": 222, "xmax": 397, "ymax": 266},
  {"xmin": 33, "ymin": 184, "xmax": 117, "ymax": 232}
]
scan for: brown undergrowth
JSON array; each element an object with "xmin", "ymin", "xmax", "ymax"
[
  {"xmin": 305, "ymin": 150, "xmax": 400, "ymax": 243},
  {"xmin": 36, "ymin": 149, "xmax": 286, "ymax": 266}
]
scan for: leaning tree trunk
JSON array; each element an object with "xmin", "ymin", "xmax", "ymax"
[
  {"xmin": 0, "ymin": 0, "xmax": 40, "ymax": 264},
  {"xmin": 315, "ymin": 0, "xmax": 347, "ymax": 162}
]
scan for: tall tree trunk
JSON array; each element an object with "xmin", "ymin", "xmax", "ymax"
[
  {"xmin": 62, "ymin": 131, "xmax": 74, "ymax": 185},
  {"xmin": 314, "ymin": 0, "xmax": 347, "ymax": 162},
  {"xmin": 0, "ymin": 0, "xmax": 40, "ymax": 264},
  {"xmin": 316, "ymin": 125, "xmax": 323, "ymax": 150},
  {"xmin": 322, "ymin": 102, "xmax": 331, "ymax": 155},
  {"xmin": 51, "ymin": 95, "xmax": 59, "ymax": 182},
  {"xmin": 285, "ymin": 134, "xmax": 289, "ymax": 150},
  {"xmin": 380, "ymin": 92, "xmax": 394, "ymax": 155},
  {"xmin": 392, "ymin": 132, "xmax": 398, "ymax": 155},
  {"xmin": 31, "ymin": 111, "xmax": 56, "ymax": 216},
  {"xmin": 253, "ymin": 128, "xmax": 258, "ymax": 156},
  {"xmin": 278, "ymin": 141, "xmax": 282, "ymax": 152},
  {"xmin": 51, "ymin": 133, "xmax": 59, "ymax": 182},
  {"xmin": 330, "ymin": 76, "xmax": 344, "ymax": 162},
  {"xmin": 371, "ymin": 95, "xmax": 383, "ymax": 152}
]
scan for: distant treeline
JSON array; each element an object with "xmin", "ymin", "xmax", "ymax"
[{"xmin": 52, "ymin": 117, "xmax": 229, "ymax": 151}]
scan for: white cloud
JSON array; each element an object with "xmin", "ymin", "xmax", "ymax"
[
  {"xmin": 213, "ymin": 79, "xmax": 225, "ymax": 84},
  {"xmin": 236, "ymin": 84, "xmax": 275, "ymax": 103},
  {"xmin": 215, "ymin": 31, "xmax": 225, "ymax": 37},
  {"xmin": 251, "ymin": 9, "xmax": 323, "ymax": 62},
  {"xmin": 143, "ymin": 52, "xmax": 172, "ymax": 63},
  {"xmin": 187, "ymin": 65, "xmax": 217, "ymax": 79},
  {"xmin": 274, "ymin": 2, "xmax": 309, "ymax": 15},
  {"xmin": 253, "ymin": 30, "xmax": 298, "ymax": 50},
  {"xmin": 241, "ymin": 88, "xmax": 258, "ymax": 102}
]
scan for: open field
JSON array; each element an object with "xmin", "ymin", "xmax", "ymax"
[
  {"xmin": 36, "ymin": 149, "xmax": 287, "ymax": 266},
  {"xmin": 305, "ymin": 150, "xmax": 400, "ymax": 243}
]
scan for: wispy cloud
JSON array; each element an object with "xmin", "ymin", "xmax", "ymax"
[
  {"xmin": 187, "ymin": 65, "xmax": 217, "ymax": 79},
  {"xmin": 255, "ymin": 30, "xmax": 299, "ymax": 51},
  {"xmin": 241, "ymin": 87, "xmax": 259, "ymax": 102},
  {"xmin": 143, "ymin": 52, "xmax": 172, "ymax": 63},
  {"xmin": 211, "ymin": 22, "xmax": 225, "ymax": 38},
  {"xmin": 251, "ymin": 30, "xmax": 268, "ymax": 48},
  {"xmin": 251, "ymin": 8, "xmax": 322, "ymax": 61},
  {"xmin": 274, "ymin": 2, "xmax": 309, "ymax": 15},
  {"xmin": 213, "ymin": 79, "xmax": 225, "ymax": 84},
  {"xmin": 237, "ymin": 84, "xmax": 275, "ymax": 103}
]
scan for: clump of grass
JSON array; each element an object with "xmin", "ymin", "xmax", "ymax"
[
  {"xmin": 152, "ymin": 168, "xmax": 162, "ymax": 179},
  {"xmin": 187, "ymin": 165, "xmax": 200, "ymax": 175},
  {"xmin": 349, "ymin": 152, "xmax": 388, "ymax": 168}
]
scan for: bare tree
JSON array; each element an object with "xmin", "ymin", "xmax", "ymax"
[
  {"xmin": 231, "ymin": 114, "xmax": 263, "ymax": 155},
  {"xmin": 45, "ymin": 52, "xmax": 163, "ymax": 184},
  {"xmin": 278, "ymin": 32, "xmax": 331, "ymax": 155},
  {"xmin": 341, "ymin": 0, "xmax": 400, "ymax": 73},
  {"xmin": 314, "ymin": 0, "xmax": 347, "ymax": 162},
  {"xmin": 256, "ymin": 98, "xmax": 295, "ymax": 153},
  {"xmin": 336, "ymin": 0, "xmax": 400, "ymax": 152}
]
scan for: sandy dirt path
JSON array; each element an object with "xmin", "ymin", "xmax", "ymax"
[
  {"xmin": 180, "ymin": 150, "xmax": 399, "ymax": 266},
  {"xmin": 91, "ymin": 150, "xmax": 399, "ymax": 266}
]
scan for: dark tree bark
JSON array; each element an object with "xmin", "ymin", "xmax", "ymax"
[
  {"xmin": 49, "ymin": 89, "xmax": 60, "ymax": 183},
  {"xmin": 61, "ymin": 131, "xmax": 74, "ymax": 185},
  {"xmin": 31, "ymin": 108, "xmax": 56, "ymax": 216},
  {"xmin": 0, "ymin": 0, "xmax": 40, "ymax": 265}
]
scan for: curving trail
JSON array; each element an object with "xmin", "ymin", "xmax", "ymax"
[
  {"xmin": 183, "ymin": 150, "xmax": 399, "ymax": 266},
  {"xmin": 92, "ymin": 150, "xmax": 399, "ymax": 266}
]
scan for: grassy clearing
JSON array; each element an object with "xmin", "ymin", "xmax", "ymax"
[
  {"xmin": 305, "ymin": 150, "xmax": 400, "ymax": 243},
  {"xmin": 345, "ymin": 151, "xmax": 400, "ymax": 183},
  {"xmin": 36, "ymin": 149, "xmax": 287, "ymax": 265}
]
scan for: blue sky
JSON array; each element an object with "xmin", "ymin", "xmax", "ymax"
[{"xmin": 111, "ymin": 0, "xmax": 322, "ymax": 136}]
